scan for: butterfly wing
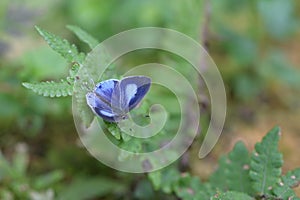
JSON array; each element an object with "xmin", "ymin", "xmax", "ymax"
[
  {"xmin": 94, "ymin": 79, "xmax": 119, "ymax": 104},
  {"xmin": 86, "ymin": 77, "xmax": 151, "ymax": 122},
  {"xmin": 86, "ymin": 92, "xmax": 118, "ymax": 122},
  {"xmin": 112, "ymin": 76, "xmax": 151, "ymax": 112},
  {"xmin": 86, "ymin": 79, "xmax": 122, "ymax": 122}
]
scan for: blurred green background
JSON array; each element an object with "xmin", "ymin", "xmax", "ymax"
[{"xmin": 1, "ymin": 0, "xmax": 300, "ymax": 199}]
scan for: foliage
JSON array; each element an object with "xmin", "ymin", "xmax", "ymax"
[
  {"xmin": 22, "ymin": 80, "xmax": 73, "ymax": 98},
  {"xmin": 0, "ymin": 143, "xmax": 128, "ymax": 200},
  {"xmin": 1, "ymin": 0, "xmax": 299, "ymax": 199},
  {"xmin": 19, "ymin": 26, "xmax": 300, "ymax": 199},
  {"xmin": 209, "ymin": 141, "xmax": 252, "ymax": 194},
  {"xmin": 272, "ymin": 169, "xmax": 300, "ymax": 199},
  {"xmin": 211, "ymin": 191, "xmax": 253, "ymax": 200},
  {"xmin": 148, "ymin": 127, "xmax": 300, "ymax": 200},
  {"xmin": 0, "ymin": 143, "xmax": 63, "ymax": 200},
  {"xmin": 58, "ymin": 176, "xmax": 126, "ymax": 200},
  {"xmin": 250, "ymin": 126, "xmax": 283, "ymax": 196},
  {"xmin": 35, "ymin": 26, "xmax": 85, "ymax": 65},
  {"xmin": 211, "ymin": 0, "xmax": 300, "ymax": 104},
  {"xmin": 22, "ymin": 26, "xmax": 86, "ymax": 98},
  {"xmin": 66, "ymin": 25, "xmax": 99, "ymax": 49}
]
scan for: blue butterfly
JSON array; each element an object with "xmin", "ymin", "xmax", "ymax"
[{"xmin": 86, "ymin": 76, "xmax": 151, "ymax": 122}]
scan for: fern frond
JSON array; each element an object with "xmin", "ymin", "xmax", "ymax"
[
  {"xmin": 209, "ymin": 155, "xmax": 227, "ymax": 190},
  {"xmin": 106, "ymin": 123, "xmax": 121, "ymax": 140},
  {"xmin": 210, "ymin": 141, "xmax": 252, "ymax": 194},
  {"xmin": 118, "ymin": 138, "xmax": 142, "ymax": 161},
  {"xmin": 22, "ymin": 80, "xmax": 73, "ymax": 97},
  {"xmin": 66, "ymin": 25, "xmax": 99, "ymax": 49},
  {"xmin": 148, "ymin": 167, "xmax": 214, "ymax": 200},
  {"xmin": 249, "ymin": 126, "xmax": 283, "ymax": 196},
  {"xmin": 148, "ymin": 170, "xmax": 162, "ymax": 190},
  {"xmin": 73, "ymin": 68, "xmax": 95, "ymax": 127},
  {"xmin": 174, "ymin": 174, "xmax": 213, "ymax": 200},
  {"xmin": 73, "ymin": 88, "xmax": 94, "ymax": 127},
  {"xmin": 272, "ymin": 168, "xmax": 300, "ymax": 200},
  {"xmin": 35, "ymin": 26, "xmax": 85, "ymax": 64},
  {"xmin": 211, "ymin": 191, "xmax": 254, "ymax": 200},
  {"xmin": 69, "ymin": 62, "xmax": 80, "ymax": 79},
  {"xmin": 226, "ymin": 142, "xmax": 252, "ymax": 193}
]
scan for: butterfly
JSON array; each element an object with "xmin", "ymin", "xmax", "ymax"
[{"xmin": 86, "ymin": 76, "xmax": 151, "ymax": 122}]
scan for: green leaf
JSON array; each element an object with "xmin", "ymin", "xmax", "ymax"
[
  {"xmin": 148, "ymin": 167, "xmax": 214, "ymax": 200},
  {"xmin": 159, "ymin": 168, "xmax": 181, "ymax": 194},
  {"xmin": 22, "ymin": 79, "xmax": 73, "ymax": 97},
  {"xmin": 226, "ymin": 142, "xmax": 252, "ymax": 193},
  {"xmin": 72, "ymin": 66, "xmax": 96, "ymax": 127},
  {"xmin": 174, "ymin": 174, "xmax": 212, "ymax": 200},
  {"xmin": 148, "ymin": 170, "xmax": 162, "ymax": 190},
  {"xmin": 209, "ymin": 155, "xmax": 227, "ymax": 190},
  {"xmin": 118, "ymin": 138, "xmax": 142, "ymax": 161},
  {"xmin": 12, "ymin": 144, "xmax": 29, "ymax": 178},
  {"xmin": 106, "ymin": 123, "xmax": 121, "ymax": 140},
  {"xmin": 272, "ymin": 168, "xmax": 300, "ymax": 200},
  {"xmin": 0, "ymin": 151, "xmax": 13, "ymax": 180},
  {"xmin": 211, "ymin": 191, "xmax": 254, "ymax": 200},
  {"xmin": 249, "ymin": 126, "xmax": 283, "ymax": 196},
  {"xmin": 58, "ymin": 176, "xmax": 126, "ymax": 200},
  {"xmin": 120, "ymin": 131, "xmax": 132, "ymax": 142},
  {"xmin": 148, "ymin": 167, "xmax": 182, "ymax": 194},
  {"xmin": 258, "ymin": 51, "xmax": 300, "ymax": 87},
  {"xmin": 66, "ymin": 25, "xmax": 99, "ymax": 49},
  {"xmin": 35, "ymin": 26, "xmax": 85, "ymax": 64},
  {"xmin": 134, "ymin": 179, "xmax": 156, "ymax": 199},
  {"xmin": 33, "ymin": 170, "xmax": 64, "ymax": 190},
  {"xmin": 75, "ymin": 94, "xmax": 94, "ymax": 128},
  {"xmin": 232, "ymin": 74, "xmax": 262, "ymax": 102},
  {"xmin": 210, "ymin": 141, "xmax": 252, "ymax": 194},
  {"xmin": 257, "ymin": 0, "xmax": 296, "ymax": 39}
]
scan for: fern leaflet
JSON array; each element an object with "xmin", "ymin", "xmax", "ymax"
[
  {"xmin": 66, "ymin": 25, "xmax": 99, "ymax": 49},
  {"xmin": 35, "ymin": 26, "xmax": 85, "ymax": 65},
  {"xmin": 22, "ymin": 80, "xmax": 73, "ymax": 97},
  {"xmin": 249, "ymin": 126, "xmax": 283, "ymax": 196},
  {"xmin": 272, "ymin": 168, "xmax": 300, "ymax": 200},
  {"xmin": 211, "ymin": 191, "xmax": 254, "ymax": 200},
  {"xmin": 210, "ymin": 141, "xmax": 252, "ymax": 194}
]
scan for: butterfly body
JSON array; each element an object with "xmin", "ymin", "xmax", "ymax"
[{"xmin": 86, "ymin": 76, "xmax": 151, "ymax": 122}]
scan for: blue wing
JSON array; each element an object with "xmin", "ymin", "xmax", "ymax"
[
  {"xmin": 86, "ymin": 79, "xmax": 121, "ymax": 122},
  {"xmin": 86, "ymin": 76, "xmax": 151, "ymax": 122},
  {"xmin": 112, "ymin": 76, "xmax": 151, "ymax": 112},
  {"xmin": 86, "ymin": 92, "xmax": 119, "ymax": 122},
  {"xmin": 94, "ymin": 79, "xmax": 118, "ymax": 104}
]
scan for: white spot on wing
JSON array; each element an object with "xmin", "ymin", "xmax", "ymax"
[
  {"xmin": 100, "ymin": 110, "xmax": 115, "ymax": 117},
  {"xmin": 125, "ymin": 84, "xmax": 137, "ymax": 104}
]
